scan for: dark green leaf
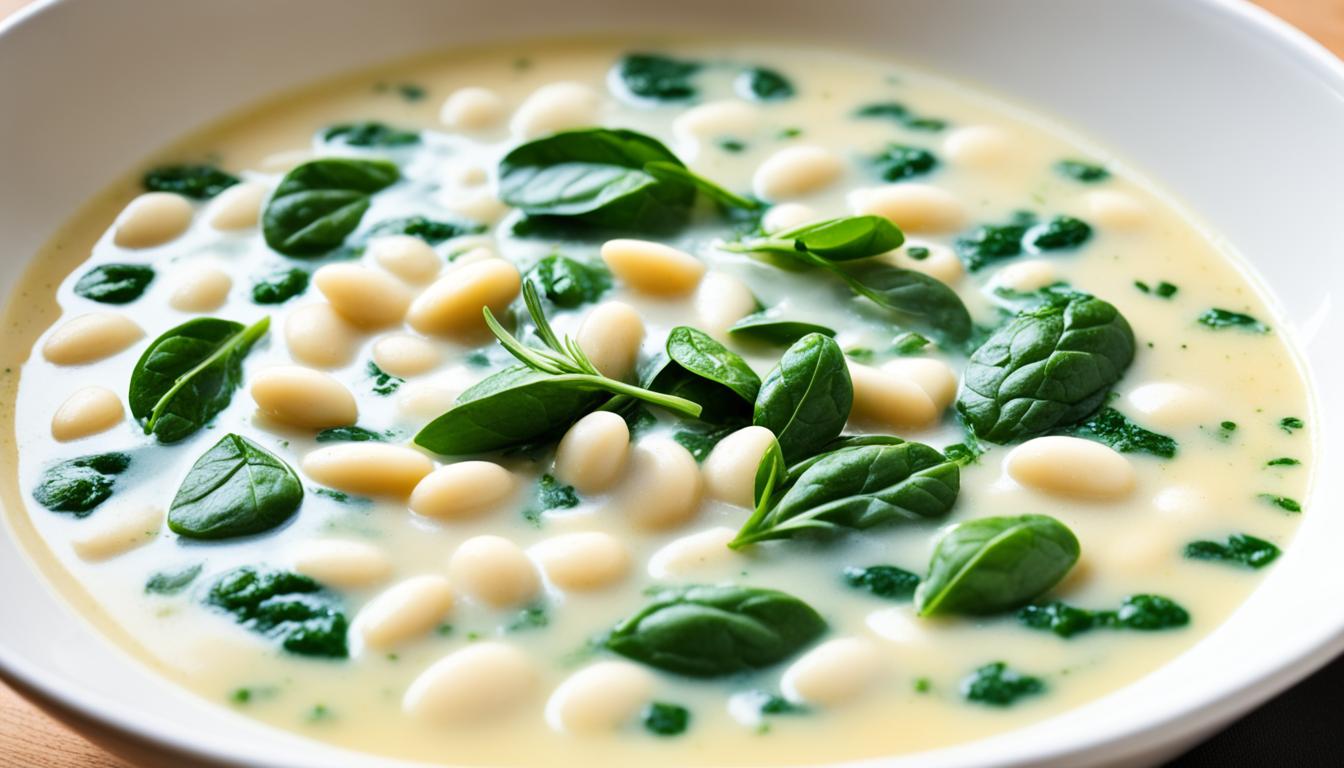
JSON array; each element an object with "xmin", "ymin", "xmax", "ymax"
[
  {"xmin": 954, "ymin": 214, "xmax": 1036, "ymax": 271},
  {"xmin": 643, "ymin": 702, "xmax": 691, "ymax": 736},
  {"xmin": 853, "ymin": 102, "xmax": 947, "ymax": 131},
  {"xmin": 1280, "ymin": 416, "xmax": 1304, "ymax": 433},
  {"xmin": 1060, "ymin": 407, "xmax": 1177, "ymax": 458},
  {"xmin": 506, "ymin": 604, "xmax": 549, "ymax": 632},
  {"xmin": 753, "ymin": 334, "xmax": 852, "ymax": 463},
  {"xmin": 615, "ymin": 53, "xmax": 701, "ymax": 101},
  {"xmin": 145, "ymin": 563, "xmax": 203, "ymax": 595},
  {"xmin": 663, "ymin": 326, "xmax": 761, "ymax": 403},
  {"xmin": 32, "ymin": 452, "xmax": 131, "ymax": 516},
  {"xmin": 643, "ymin": 161, "xmax": 761, "ymax": 211},
  {"xmin": 837, "ymin": 261, "xmax": 973, "ymax": 343},
  {"xmin": 142, "ymin": 164, "xmax": 239, "ymax": 199},
  {"xmin": 525, "ymin": 254, "xmax": 611, "ymax": 308},
  {"xmin": 843, "ymin": 565, "xmax": 920, "ymax": 600},
  {"xmin": 871, "ymin": 144, "xmax": 938, "ymax": 181},
  {"xmin": 362, "ymin": 215, "xmax": 485, "ymax": 244},
  {"xmin": 250, "ymin": 268, "xmax": 309, "ymax": 304},
  {"xmin": 775, "ymin": 216, "xmax": 904, "ymax": 261},
  {"xmin": 1257, "ymin": 493, "xmax": 1301, "ymax": 513},
  {"xmin": 673, "ymin": 425, "xmax": 739, "ymax": 462},
  {"xmin": 1054, "ymin": 160, "xmax": 1109, "ymax": 183},
  {"xmin": 74, "ymin": 264, "xmax": 155, "ymax": 304},
  {"xmin": 168, "ymin": 433, "xmax": 303, "ymax": 540},
  {"xmin": 320, "ymin": 121, "xmax": 420, "ymax": 147},
  {"xmin": 893, "ymin": 332, "xmax": 930, "ymax": 355},
  {"xmin": 1197, "ymin": 308, "xmax": 1270, "ymax": 333},
  {"xmin": 1018, "ymin": 594, "xmax": 1189, "ymax": 638},
  {"xmin": 1026, "ymin": 216, "xmax": 1092, "ymax": 251},
  {"xmin": 1183, "ymin": 533, "xmax": 1280, "ymax": 569},
  {"xmin": 315, "ymin": 426, "xmax": 389, "ymax": 443},
  {"xmin": 206, "ymin": 567, "xmax": 347, "ymax": 657},
  {"xmin": 262, "ymin": 158, "xmax": 399, "ymax": 257},
  {"xmin": 739, "ymin": 67, "xmax": 794, "ymax": 101},
  {"xmin": 367, "ymin": 361, "xmax": 403, "ymax": 396},
  {"xmin": 728, "ymin": 312, "xmax": 836, "ymax": 346},
  {"xmin": 961, "ymin": 662, "xmax": 1044, "ymax": 706},
  {"xmin": 1266, "ymin": 457, "xmax": 1300, "ymax": 467},
  {"xmin": 537, "ymin": 474, "xmax": 579, "ymax": 511}
]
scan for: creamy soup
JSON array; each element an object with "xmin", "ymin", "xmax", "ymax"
[{"xmin": 0, "ymin": 39, "xmax": 1312, "ymax": 766}]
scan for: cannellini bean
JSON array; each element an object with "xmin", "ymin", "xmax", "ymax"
[
  {"xmin": 301, "ymin": 443, "xmax": 433, "ymax": 496},
  {"xmin": 647, "ymin": 526, "xmax": 738, "ymax": 578},
  {"xmin": 695, "ymin": 272, "xmax": 757, "ymax": 335},
  {"xmin": 554, "ymin": 412, "xmax": 630, "ymax": 494},
  {"xmin": 284, "ymin": 303, "xmax": 361, "ymax": 368},
  {"xmin": 407, "ymin": 259, "xmax": 521, "ymax": 338},
  {"xmin": 621, "ymin": 440, "xmax": 703, "ymax": 530},
  {"xmin": 113, "ymin": 192, "xmax": 193, "ymax": 248},
  {"xmin": 1125, "ymin": 382, "xmax": 1219, "ymax": 431},
  {"xmin": 546, "ymin": 661, "xmax": 654, "ymax": 734},
  {"xmin": 313, "ymin": 263, "xmax": 412, "ymax": 329},
  {"xmin": 409, "ymin": 461, "xmax": 516, "ymax": 521},
  {"xmin": 530, "ymin": 532, "xmax": 630, "ymax": 591},
  {"xmin": 440, "ymin": 86, "xmax": 507, "ymax": 131},
  {"xmin": 168, "ymin": 265, "xmax": 232, "ymax": 312},
  {"xmin": 847, "ymin": 362, "xmax": 940, "ymax": 431},
  {"xmin": 880, "ymin": 358, "xmax": 957, "ymax": 411},
  {"xmin": 1086, "ymin": 190, "xmax": 1147, "ymax": 229},
  {"xmin": 600, "ymin": 239, "xmax": 705, "ymax": 297},
  {"xmin": 703, "ymin": 426, "xmax": 776, "ymax": 508},
  {"xmin": 396, "ymin": 377, "xmax": 467, "ymax": 420},
  {"xmin": 761, "ymin": 202, "xmax": 821, "ymax": 234},
  {"xmin": 449, "ymin": 245, "xmax": 497, "ymax": 267},
  {"xmin": 1005, "ymin": 436, "xmax": 1136, "ymax": 500},
  {"xmin": 440, "ymin": 189, "xmax": 509, "ymax": 225},
  {"xmin": 753, "ymin": 145, "xmax": 844, "ymax": 200},
  {"xmin": 207, "ymin": 181, "xmax": 266, "ymax": 231},
  {"xmin": 881, "ymin": 242, "xmax": 963, "ymax": 286},
  {"xmin": 71, "ymin": 505, "xmax": 162, "ymax": 561},
  {"xmin": 575, "ymin": 301, "xmax": 644, "ymax": 381},
  {"xmin": 355, "ymin": 575, "xmax": 455, "ymax": 650},
  {"xmin": 849, "ymin": 184, "xmax": 965, "ymax": 234},
  {"xmin": 291, "ymin": 539, "xmax": 392, "ymax": 588},
  {"xmin": 369, "ymin": 235, "xmax": 442, "ymax": 284},
  {"xmin": 42, "ymin": 313, "xmax": 143, "ymax": 365},
  {"xmin": 404, "ymin": 642, "xmax": 536, "ymax": 725},
  {"xmin": 781, "ymin": 637, "xmax": 884, "ymax": 707},
  {"xmin": 452, "ymin": 164, "xmax": 489, "ymax": 187},
  {"xmin": 250, "ymin": 366, "xmax": 357, "ymax": 428},
  {"xmin": 51, "ymin": 387, "xmax": 123, "ymax": 441},
  {"xmin": 448, "ymin": 535, "xmax": 539, "ymax": 608},
  {"xmin": 372, "ymin": 334, "xmax": 440, "ymax": 378},
  {"xmin": 991, "ymin": 259, "xmax": 1058, "ymax": 293},
  {"xmin": 943, "ymin": 125, "xmax": 1013, "ymax": 168},
  {"xmin": 511, "ymin": 82, "xmax": 600, "ymax": 138},
  {"xmin": 673, "ymin": 100, "xmax": 759, "ymax": 143}
]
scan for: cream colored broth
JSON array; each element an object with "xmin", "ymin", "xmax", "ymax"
[{"xmin": 0, "ymin": 39, "xmax": 1312, "ymax": 766}]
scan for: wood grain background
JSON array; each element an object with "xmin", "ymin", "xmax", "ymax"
[{"xmin": 0, "ymin": 1, "xmax": 1339, "ymax": 766}]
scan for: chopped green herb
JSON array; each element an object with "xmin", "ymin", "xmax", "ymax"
[
  {"xmin": 1155, "ymin": 281, "xmax": 1179, "ymax": 298},
  {"xmin": 844, "ymin": 347, "xmax": 874, "ymax": 362},
  {"xmin": 943, "ymin": 442, "xmax": 984, "ymax": 466},
  {"xmin": 143, "ymin": 164, "xmax": 240, "ymax": 199},
  {"xmin": 367, "ymin": 361, "xmax": 403, "ymax": 396},
  {"xmin": 892, "ymin": 331, "xmax": 931, "ymax": 355},
  {"xmin": 230, "ymin": 688, "xmax": 253, "ymax": 704},
  {"xmin": 315, "ymin": 426, "xmax": 390, "ymax": 443},
  {"xmin": 739, "ymin": 67, "xmax": 794, "ymax": 101},
  {"xmin": 1220, "ymin": 421, "xmax": 1238, "ymax": 432},
  {"xmin": 913, "ymin": 677, "xmax": 932, "ymax": 693},
  {"xmin": 145, "ymin": 563, "xmax": 203, "ymax": 595},
  {"xmin": 312, "ymin": 487, "xmax": 353, "ymax": 503},
  {"xmin": 961, "ymin": 662, "xmax": 1044, "ymax": 707},
  {"xmin": 1257, "ymin": 493, "xmax": 1301, "ymax": 513},
  {"xmin": 1279, "ymin": 416, "xmax": 1304, "ymax": 433},
  {"xmin": 537, "ymin": 474, "xmax": 579, "ymax": 511},
  {"xmin": 396, "ymin": 83, "xmax": 426, "ymax": 101},
  {"xmin": 871, "ymin": 144, "xmax": 938, "ymax": 181},
  {"xmin": 904, "ymin": 246, "xmax": 930, "ymax": 261},
  {"xmin": 1060, "ymin": 407, "xmax": 1177, "ymax": 458},
  {"xmin": 507, "ymin": 604, "xmax": 549, "ymax": 632},
  {"xmin": 320, "ymin": 121, "xmax": 419, "ymax": 147},
  {"xmin": 853, "ymin": 102, "xmax": 947, "ymax": 131},
  {"xmin": 954, "ymin": 214, "xmax": 1034, "ymax": 270},
  {"xmin": 1266, "ymin": 457, "xmax": 1300, "ymax": 467},
  {"xmin": 363, "ymin": 215, "xmax": 485, "ymax": 245},
  {"xmin": 643, "ymin": 702, "xmax": 691, "ymax": 736},
  {"xmin": 1054, "ymin": 159, "xmax": 1110, "ymax": 183},
  {"xmin": 1198, "ymin": 308, "xmax": 1270, "ymax": 333},
  {"xmin": 776, "ymin": 127, "xmax": 803, "ymax": 139},
  {"xmin": 758, "ymin": 692, "xmax": 806, "ymax": 714},
  {"xmin": 615, "ymin": 53, "xmax": 701, "ymax": 101},
  {"xmin": 1018, "ymin": 594, "xmax": 1189, "ymax": 638},
  {"xmin": 843, "ymin": 565, "xmax": 920, "ymax": 601},
  {"xmin": 307, "ymin": 704, "xmax": 333, "ymax": 722},
  {"xmin": 1184, "ymin": 533, "xmax": 1280, "ymax": 569},
  {"xmin": 717, "ymin": 137, "xmax": 747, "ymax": 153},
  {"xmin": 250, "ymin": 268, "xmax": 309, "ymax": 304},
  {"xmin": 1025, "ymin": 215, "xmax": 1092, "ymax": 251}
]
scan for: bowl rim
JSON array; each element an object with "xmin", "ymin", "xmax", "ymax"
[{"xmin": 1, "ymin": 0, "xmax": 1343, "ymax": 766}]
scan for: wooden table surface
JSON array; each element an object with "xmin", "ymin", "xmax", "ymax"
[{"xmin": 1, "ymin": 0, "xmax": 1341, "ymax": 766}]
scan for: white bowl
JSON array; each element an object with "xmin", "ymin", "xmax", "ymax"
[{"xmin": 2, "ymin": 1, "xmax": 1342, "ymax": 766}]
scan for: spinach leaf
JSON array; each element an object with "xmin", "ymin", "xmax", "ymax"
[
  {"xmin": 642, "ymin": 161, "xmax": 762, "ymax": 211},
  {"xmin": 1025, "ymin": 216, "xmax": 1092, "ymax": 251},
  {"xmin": 871, "ymin": 144, "xmax": 938, "ymax": 181},
  {"xmin": 915, "ymin": 514, "xmax": 1080, "ymax": 617},
  {"xmin": 853, "ymin": 102, "xmax": 948, "ymax": 131},
  {"xmin": 954, "ymin": 213, "xmax": 1036, "ymax": 271},
  {"xmin": 1183, "ymin": 533, "xmax": 1281, "ymax": 569},
  {"xmin": 145, "ymin": 563, "xmax": 202, "ymax": 595},
  {"xmin": 524, "ymin": 473, "xmax": 581, "ymax": 525},
  {"xmin": 314, "ymin": 426, "xmax": 390, "ymax": 443},
  {"xmin": 645, "ymin": 326, "xmax": 761, "ymax": 422},
  {"xmin": 128, "ymin": 317, "xmax": 270, "ymax": 443},
  {"xmin": 250, "ymin": 268, "xmax": 309, "ymax": 304},
  {"xmin": 843, "ymin": 564, "xmax": 920, "ymax": 601},
  {"xmin": 957, "ymin": 295, "xmax": 1135, "ymax": 443},
  {"xmin": 73, "ymin": 264, "xmax": 155, "ymax": 304},
  {"xmin": 605, "ymin": 585, "xmax": 826, "ymax": 677},
  {"xmin": 1280, "ymin": 416, "xmax": 1304, "ymax": 433},
  {"xmin": 362, "ymin": 215, "xmax": 485, "ymax": 244},
  {"xmin": 262, "ymin": 158, "xmax": 399, "ymax": 257},
  {"xmin": 673, "ymin": 424, "xmax": 739, "ymax": 462},
  {"xmin": 615, "ymin": 53, "xmax": 701, "ymax": 101},
  {"xmin": 320, "ymin": 121, "xmax": 420, "ymax": 147},
  {"xmin": 32, "ymin": 452, "xmax": 131, "ymax": 516},
  {"xmin": 893, "ymin": 331, "xmax": 931, "ymax": 355},
  {"xmin": 752, "ymin": 333, "xmax": 852, "ymax": 463},
  {"xmin": 206, "ymin": 566, "xmax": 348, "ymax": 658},
  {"xmin": 525, "ymin": 254, "xmax": 611, "ymax": 308},
  {"xmin": 738, "ymin": 67, "xmax": 794, "ymax": 101},
  {"xmin": 643, "ymin": 702, "xmax": 691, "ymax": 736},
  {"xmin": 506, "ymin": 604, "xmax": 549, "ymax": 632},
  {"xmin": 367, "ymin": 361, "xmax": 403, "ymax": 396},
  {"xmin": 142, "ymin": 164, "xmax": 239, "ymax": 199},
  {"xmin": 1259, "ymin": 493, "xmax": 1301, "ymax": 512},
  {"xmin": 961, "ymin": 662, "xmax": 1044, "ymax": 707},
  {"xmin": 1018, "ymin": 594, "xmax": 1189, "ymax": 638},
  {"xmin": 1055, "ymin": 159, "xmax": 1109, "ymax": 183},
  {"xmin": 1197, "ymin": 308, "xmax": 1270, "ymax": 333},
  {"xmin": 837, "ymin": 261, "xmax": 973, "ymax": 343},
  {"xmin": 167, "ymin": 433, "xmax": 303, "ymax": 540},
  {"xmin": 728, "ymin": 312, "xmax": 836, "ymax": 346},
  {"xmin": 741, "ymin": 216, "xmax": 904, "ymax": 262},
  {"xmin": 1060, "ymin": 407, "xmax": 1177, "ymax": 458}
]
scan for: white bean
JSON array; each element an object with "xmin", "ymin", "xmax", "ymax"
[
  {"xmin": 403, "ymin": 642, "xmax": 536, "ymax": 725},
  {"xmin": 848, "ymin": 184, "xmax": 965, "ymax": 234},
  {"xmin": 761, "ymin": 202, "xmax": 821, "ymax": 234},
  {"xmin": 440, "ymin": 86, "xmax": 507, "ymax": 131},
  {"xmin": 301, "ymin": 443, "xmax": 433, "ymax": 496},
  {"xmin": 554, "ymin": 411, "xmax": 630, "ymax": 494},
  {"xmin": 1087, "ymin": 189, "xmax": 1147, "ymax": 229},
  {"xmin": 42, "ymin": 313, "xmax": 143, "ymax": 365},
  {"xmin": 703, "ymin": 426, "xmax": 776, "ymax": 508},
  {"xmin": 881, "ymin": 242, "xmax": 963, "ymax": 286},
  {"xmin": 372, "ymin": 333, "xmax": 440, "ymax": 378},
  {"xmin": 673, "ymin": 100, "xmax": 759, "ymax": 143},
  {"xmin": 113, "ymin": 192, "xmax": 193, "ymax": 248},
  {"xmin": 847, "ymin": 362, "xmax": 939, "ymax": 431},
  {"xmin": 990, "ymin": 259, "xmax": 1058, "ymax": 293},
  {"xmin": 546, "ymin": 661, "xmax": 654, "ymax": 734},
  {"xmin": 600, "ymin": 239, "xmax": 704, "ymax": 297},
  {"xmin": 575, "ymin": 301, "xmax": 645, "ymax": 381},
  {"xmin": 71, "ymin": 505, "xmax": 162, "ymax": 561},
  {"xmin": 530, "ymin": 532, "xmax": 630, "ymax": 591},
  {"xmin": 51, "ymin": 387, "xmax": 123, "ymax": 441},
  {"xmin": 880, "ymin": 357, "xmax": 957, "ymax": 411},
  {"xmin": 313, "ymin": 263, "xmax": 412, "ymax": 329},
  {"xmin": 647, "ymin": 526, "xmax": 738, "ymax": 578},
  {"xmin": 753, "ymin": 145, "xmax": 844, "ymax": 200},
  {"xmin": 396, "ymin": 377, "xmax": 467, "ymax": 420},
  {"xmin": 1125, "ymin": 382, "xmax": 1220, "ymax": 431},
  {"xmin": 1005, "ymin": 436, "xmax": 1136, "ymax": 500},
  {"xmin": 284, "ymin": 303, "xmax": 361, "ymax": 368},
  {"xmin": 943, "ymin": 125, "xmax": 1013, "ymax": 168},
  {"xmin": 781, "ymin": 637, "xmax": 884, "ymax": 707},
  {"xmin": 620, "ymin": 439, "xmax": 703, "ymax": 530},
  {"xmin": 447, "ymin": 535, "xmax": 539, "ymax": 608},
  {"xmin": 440, "ymin": 189, "xmax": 510, "ymax": 225},
  {"xmin": 511, "ymin": 82, "xmax": 600, "ymax": 138},
  {"xmin": 409, "ymin": 462, "xmax": 516, "ymax": 521},
  {"xmin": 207, "ymin": 181, "xmax": 266, "ymax": 231},
  {"xmin": 354, "ymin": 575, "xmax": 455, "ymax": 651},
  {"xmin": 290, "ymin": 538, "xmax": 392, "ymax": 589},
  {"xmin": 695, "ymin": 272, "xmax": 757, "ymax": 335},
  {"xmin": 369, "ymin": 235, "xmax": 442, "ymax": 284},
  {"xmin": 169, "ymin": 265, "xmax": 232, "ymax": 312},
  {"xmin": 407, "ymin": 259, "xmax": 521, "ymax": 338},
  {"xmin": 250, "ymin": 366, "xmax": 357, "ymax": 428},
  {"xmin": 449, "ymin": 245, "xmax": 496, "ymax": 267}
]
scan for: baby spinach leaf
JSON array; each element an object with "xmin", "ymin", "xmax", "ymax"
[
  {"xmin": 615, "ymin": 53, "xmax": 701, "ymax": 101},
  {"xmin": 871, "ymin": 144, "xmax": 938, "ymax": 181},
  {"xmin": 647, "ymin": 326, "xmax": 761, "ymax": 420},
  {"xmin": 262, "ymin": 158, "xmax": 399, "ymax": 256},
  {"xmin": 957, "ymin": 295, "xmax": 1135, "ymax": 443},
  {"xmin": 843, "ymin": 564, "xmax": 920, "ymax": 601},
  {"xmin": 605, "ymin": 584, "xmax": 826, "ymax": 677},
  {"xmin": 728, "ymin": 312, "xmax": 836, "ymax": 346},
  {"xmin": 1059, "ymin": 407, "xmax": 1176, "ymax": 458},
  {"xmin": 893, "ymin": 331, "xmax": 931, "ymax": 355},
  {"xmin": 145, "ymin": 563, "xmax": 202, "ymax": 595},
  {"xmin": 525, "ymin": 254, "xmax": 611, "ymax": 308},
  {"xmin": 642, "ymin": 161, "xmax": 761, "ymax": 211},
  {"xmin": 142, "ymin": 163, "xmax": 239, "ymax": 199},
  {"xmin": 837, "ymin": 261, "xmax": 973, "ymax": 343},
  {"xmin": 1197, "ymin": 308, "xmax": 1270, "ymax": 333},
  {"xmin": 168, "ymin": 433, "xmax": 303, "ymax": 540},
  {"xmin": 954, "ymin": 214, "xmax": 1036, "ymax": 271},
  {"xmin": 128, "ymin": 317, "xmax": 270, "ymax": 443},
  {"xmin": 320, "ymin": 121, "xmax": 420, "ymax": 147},
  {"xmin": 673, "ymin": 424, "xmax": 739, "ymax": 462},
  {"xmin": 643, "ymin": 702, "xmax": 691, "ymax": 736},
  {"xmin": 753, "ymin": 333, "xmax": 852, "ymax": 463},
  {"xmin": 853, "ymin": 102, "xmax": 948, "ymax": 131},
  {"xmin": 915, "ymin": 514, "xmax": 1080, "ymax": 617},
  {"xmin": 206, "ymin": 566, "xmax": 348, "ymax": 658},
  {"xmin": 1025, "ymin": 215, "xmax": 1092, "ymax": 251},
  {"xmin": 1055, "ymin": 159, "xmax": 1109, "ymax": 183},
  {"xmin": 961, "ymin": 662, "xmax": 1044, "ymax": 707},
  {"xmin": 738, "ymin": 67, "xmax": 794, "ymax": 101},
  {"xmin": 250, "ymin": 268, "xmax": 309, "ymax": 304},
  {"xmin": 73, "ymin": 264, "xmax": 155, "ymax": 304},
  {"xmin": 1184, "ymin": 533, "xmax": 1281, "ymax": 569},
  {"xmin": 362, "ymin": 214, "xmax": 484, "ymax": 244},
  {"xmin": 315, "ymin": 426, "xmax": 390, "ymax": 443},
  {"xmin": 33, "ymin": 452, "xmax": 131, "ymax": 516},
  {"xmin": 744, "ymin": 216, "xmax": 904, "ymax": 262},
  {"xmin": 1018, "ymin": 594, "xmax": 1189, "ymax": 638}
]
